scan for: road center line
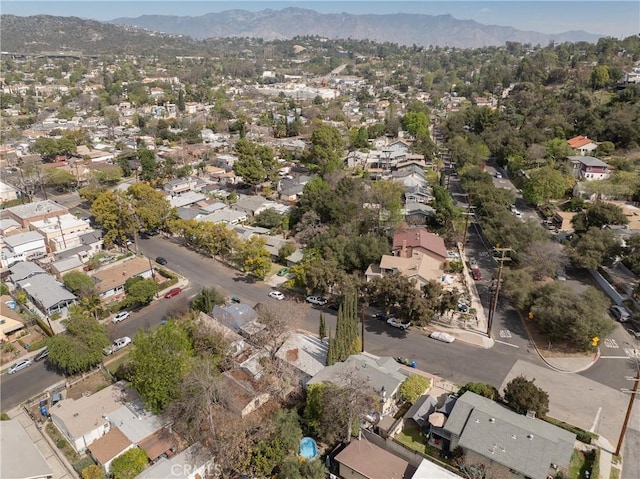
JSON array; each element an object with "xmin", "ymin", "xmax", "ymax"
[
  {"xmin": 494, "ymin": 340, "xmax": 519, "ymax": 348},
  {"xmin": 599, "ymin": 356, "xmax": 632, "ymax": 359}
]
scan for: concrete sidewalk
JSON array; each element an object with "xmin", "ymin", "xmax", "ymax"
[{"xmin": 6, "ymin": 406, "xmax": 76, "ymax": 479}]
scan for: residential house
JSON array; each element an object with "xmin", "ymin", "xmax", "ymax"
[
  {"xmin": 50, "ymin": 256, "xmax": 85, "ymax": 280},
  {"xmin": 412, "ymin": 458, "xmax": 462, "ymax": 479},
  {"xmin": 87, "ymin": 429, "xmax": 135, "ymax": 474},
  {"xmin": 211, "ymin": 303, "xmax": 264, "ymax": 338},
  {"xmin": 0, "ymin": 180, "xmax": 19, "ymax": 203},
  {"xmin": 197, "ymin": 208, "xmax": 247, "ymax": 226},
  {"xmin": 168, "ymin": 191, "xmax": 207, "ymax": 208},
  {"xmin": 392, "ymin": 164, "xmax": 428, "ymax": 189},
  {"xmin": 262, "ymin": 235, "xmax": 294, "ymax": 261},
  {"xmin": 15, "ymin": 273, "xmax": 76, "ymax": 316},
  {"xmin": 307, "ymin": 353, "xmax": 408, "ymax": 416},
  {"xmin": 4, "ymin": 200, "xmax": 68, "ymax": 228},
  {"xmin": 277, "ymin": 175, "xmax": 313, "ymax": 202},
  {"xmin": 404, "ymin": 185, "xmax": 433, "ymax": 204},
  {"xmin": 215, "ymin": 154, "xmax": 239, "ymax": 169},
  {"xmin": 50, "ymin": 382, "xmax": 138, "ymax": 453},
  {"xmin": 136, "ymin": 443, "xmax": 214, "ymax": 479},
  {"xmin": 392, "ymin": 228, "xmax": 448, "ymax": 261},
  {"xmin": 53, "ymin": 230, "xmax": 104, "ymax": 263},
  {"xmin": 275, "ymin": 333, "xmax": 328, "ymax": 385},
  {"xmin": 220, "ymin": 369, "xmax": 271, "ymax": 417},
  {"xmin": 232, "ymin": 196, "xmax": 290, "ymax": 217},
  {"xmin": 0, "ymin": 218, "xmax": 21, "ymax": 235},
  {"xmin": 9, "ymin": 261, "xmax": 47, "ymax": 283},
  {"xmin": 108, "ymin": 400, "xmax": 176, "ymax": 462},
  {"xmin": 569, "ymin": 156, "xmax": 611, "ymax": 181},
  {"xmin": 333, "ymin": 439, "xmax": 416, "ymax": 479},
  {"xmin": 196, "ymin": 312, "xmax": 247, "ymax": 357},
  {"xmin": 404, "ymin": 394, "xmax": 438, "ymax": 429},
  {"xmin": 438, "ymin": 392, "xmax": 575, "ymax": 479},
  {"xmin": 0, "ymin": 295, "xmax": 25, "ymax": 341},
  {"xmin": 91, "ymin": 257, "xmax": 155, "ymax": 301},
  {"xmin": 567, "ymin": 135, "xmax": 599, "ymax": 156},
  {"xmin": 163, "ymin": 177, "xmax": 200, "ymax": 196},
  {"xmin": 0, "ymin": 419, "xmax": 53, "ymax": 479},
  {"xmin": 366, "ymin": 228, "xmax": 449, "ymax": 290},
  {"xmin": 29, "ymin": 214, "xmax": 92, "ymax": 252},
  {"xmin": 2, "ymin": 230, "xmax": 47, "ymax": 257}
]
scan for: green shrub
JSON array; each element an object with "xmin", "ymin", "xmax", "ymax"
[
  {"xmin": 544, "ymin": 416, "xmax": 597, "ymax": 444},
  {"xmin": 56, "ymin": 439, "xmax": 67, "ymax": 449},
  {"xmin": 157, "ymin": 268, "xmax": 176, "ymax": 279},
  {"xmin": 2, "ymin": 342, "xmax": 15, "ymax": 353},
  {"xmin": 29, "ymin": 338, "xmax": 49, "ymax": 351}
]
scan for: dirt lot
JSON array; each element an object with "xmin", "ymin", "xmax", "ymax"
[{"xmin": 66, "ymin": 370, "xmax": 112, "ymax": 400}]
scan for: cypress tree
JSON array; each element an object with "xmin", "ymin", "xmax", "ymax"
[{"xmin": 319, "ymin": 312, "xmax": 327, "ymax": 339}]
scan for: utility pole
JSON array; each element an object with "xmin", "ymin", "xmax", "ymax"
[
  {"xmin": 487, "ymin": 248, "xmax": 511, "ymax": 338},
  {"xmin": 615, "ymin": 353, "xmax": 640, "ymax": 456}
]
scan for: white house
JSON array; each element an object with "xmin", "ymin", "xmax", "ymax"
[
  {"xmin": 50, "ymin": 382, "xmax": 137, "ymax": 453},
  {"xmin": 2, "ymin": 231, "xmax": 47, "ymax": 256}
]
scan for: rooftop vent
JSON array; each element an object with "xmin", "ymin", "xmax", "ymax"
[
  {"xmin": 527, "ymin": 434, "xmax": 534, "ymax": 440},
  {"xmin": 489, "ymin": 418, "xmax": 495, "ymax": 423}
]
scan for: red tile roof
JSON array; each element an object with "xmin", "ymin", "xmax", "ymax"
[
  {"xmin": 567, "ymin": 135, "xmax": 595, "ymax": 149},
  {"xmin": 392, "ymin": 228, "xmax": 448, "ymax": 258}
]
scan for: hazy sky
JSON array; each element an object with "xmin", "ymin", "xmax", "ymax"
[{"xmin": 2, "ymin": 1, "xmax": 638, "ymax": 38}]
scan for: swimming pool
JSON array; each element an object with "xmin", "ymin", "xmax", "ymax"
[{"xmin": 299, "ymin": 436, "xmax": 318, "ymax": 459}]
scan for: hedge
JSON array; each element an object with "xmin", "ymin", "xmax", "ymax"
[
  {"xmin": 544, "ymin": 416, "xmax": 597, "ymax": 444},
  {"xmin": 35, "ymin": 317, "xmax": 53, "ymax": 337}
]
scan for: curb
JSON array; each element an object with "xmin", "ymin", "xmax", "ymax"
[{"xmin": 519, "ymin": 312, "xmax": 600, "ymax": 373}]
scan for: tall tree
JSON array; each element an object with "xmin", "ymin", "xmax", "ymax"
[
  {"xmin": 308, "ymin": 124, "xmax": 344, "ymax": 174},
  {"xmin": 130, "ymin": 320, "xmax": 193, "ymax": 413},
  {"xmin": 503, "ymin": 376, "xmax": 549, "ymax": 418},
  {"xmin": 46, "ymin": 307, "xmax": 110, "ymax": 375}
]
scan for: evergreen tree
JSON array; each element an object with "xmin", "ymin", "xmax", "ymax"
[
  {"xmin": 326, "ymin": 330, "xmax": 336, "ymax": 366},
  {"xmin": 331, "ymin": 293, "xmax": 361, "ymax": 363},
  {"xmin": 319, "ymin": 312, "xmax": 327, "ymax": 339}
]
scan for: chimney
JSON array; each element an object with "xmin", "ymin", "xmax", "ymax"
[{"xmin": 401, "ymin": 239, "xmax": 408, "ymax": 258}]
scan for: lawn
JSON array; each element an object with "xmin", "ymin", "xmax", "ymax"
[
  {"xmin": 395, "ymin": 422, "xmax": 426, "ymax": 453},
  {"xmin": 46, "ymin": 422, "xmax": 82, "ymax": 463},
  {"xmin": 567, "ymin": 449, "xmax": 597, "ymax": 479}
]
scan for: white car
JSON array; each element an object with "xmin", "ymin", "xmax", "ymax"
[
  {"xmin": 495, "ymin": 172, "xmax": 503, "ymax": 179},
  {"xmin": 7, "ymin": 359, "xmax": 32, "ymax": 374},
  {"xmin": 104, "ymin": 336, "xmax": 132, "ymax": 355},
  {"xmin": 268, "ymin": 291, "xmax": 285, "ymax": 300},
  {"xmin": 112, "ymin": 311, "xmax": 131, "ymax": 323},
  {"xmin": 306, "ymin": 296, "xmax": 328, "ymax": 306},
  {"xmin": 430, "ymin": 331, "xmax": 456, "ymax": 343},
  {"xmin": 387, "ymin": 317, "xmax": 411, "ymax": 330}
]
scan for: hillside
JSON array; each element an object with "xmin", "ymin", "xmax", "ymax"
[{"xmin": 109, "ymin": 7, "xmax": 602, "ymax": 48}]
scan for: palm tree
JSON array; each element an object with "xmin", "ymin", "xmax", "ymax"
[{"xmin": 79, "ymin": 294, "xmax": 104, "ymax": 321}]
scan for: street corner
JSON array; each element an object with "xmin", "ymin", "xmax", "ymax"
[{"xmin": 537, "ymin": 349, "xmax": 600, "ymax": 374}]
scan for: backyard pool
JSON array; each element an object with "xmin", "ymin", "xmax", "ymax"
[{"xmin": 299, "ymin": 437, "xmax": 318, "ymax": 460}]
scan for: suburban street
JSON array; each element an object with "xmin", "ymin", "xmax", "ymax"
[{"xmin": 2, "ymin": 194, "xmax": 639, "ymax": 471}]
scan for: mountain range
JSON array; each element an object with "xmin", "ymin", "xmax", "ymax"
[{"xmin": 109, "ymin": 7, "xmax": 602, "ymax": 48}]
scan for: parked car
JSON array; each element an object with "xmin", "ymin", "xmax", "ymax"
[
  {"xmin": 495, "ymin": 172, "xmax": 503, "ymax": 179},
  {"xmin": 458, "ymin": 303, "xmax": 470, "ymax": 313},
  {"xmin": 430, "ymin": 331, "xmax": 456, "ymax": 343},
  {"xmin": 164, "ymin": 287, "xmax": 182, "ymax": 299},
  {"xmin": 7, "ymin": 359, "xmax": 33, "ymax": 374},
  {"xmin": 306, "ymin": 296, "xmax": 328, "ymax": 306},
  {"xmin": 471, "ymin": 269, "xmax": 483, "ymax": 281},
  {"xmin": 276, "ymin": 268, "xmax": 290, "ymax": 277},
  {"xmin": 34, "ymin": 348, "xmax": 49, "ymax": 362},
  {"xmin": 155, "ymin": 256, "xmax": 168, "ymax": 265},
  {"xmin": 104, "ymin": 337, "xmax": 132, "ymax": 355},
  {"xmin": 268, "ymin": 291, "xmax": 285, "ymax": 300},
  {"xmin": 387, "ymin": 317, "xmax": 411, "ymax": 330},
  {"xmin": 610, "ymin": 305, "xmax": 631, "ymax": 322},
  {"xmin": 468, "ymin": 257, "xmax": 478, "ymax": 268},
  {"xmin": 373, "ymin": 312, "xmax": 389, "ymax": 321},
  {"xmin": 112, "ymin": 311, "xmax": 131, "ymax": 323}
]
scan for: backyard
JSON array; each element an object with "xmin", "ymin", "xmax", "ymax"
[
  {"xmin": 567, "ymin": 449, "xmax": 598, "ymax": 479},
  {"xmin": 395, "ymin": 422, "xmax": 458, "ymax": 474}
]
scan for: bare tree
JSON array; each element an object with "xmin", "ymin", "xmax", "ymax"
[{"xmin": 520, "ymin": 240, "xmax": 568, "ymax": 280}]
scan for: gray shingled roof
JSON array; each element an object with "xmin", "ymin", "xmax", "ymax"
[
  {"xmin": 308, "ymin": 353, "xmax": 408, "ymax": 396},
  {"xmin": 16, "ymin": 274, "xmax": 76, "ymax": 310},
  {"xmin": 9, "ymin": 261, "xmax": 46, "ymax": 282},
  {"xmin": 568, "ymin": 155, "xmax": 609, "ymax": 168},
  {"xmin": 405, "ymin": 394, "xmax": 438, "ymax": 427},
  {"xmin": 444, "ymin": 392, "xmax": 575, "ymax": 479}
]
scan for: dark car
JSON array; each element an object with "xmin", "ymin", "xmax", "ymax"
[
  {"xmin": 155, "ymin": 256, "xmax": 168, "ymax": 265},
  {"xmin": 34, "ymin": 348, "xmax": 49, "ymax": 362},
  {"xmin": 164, "ymin": 287, "xmax": 182, "ymax": 299}
]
